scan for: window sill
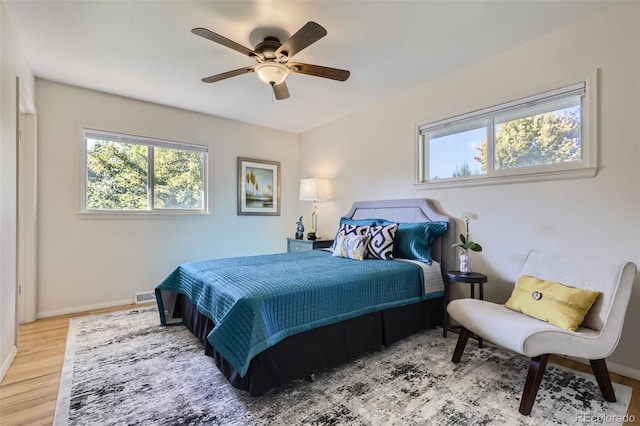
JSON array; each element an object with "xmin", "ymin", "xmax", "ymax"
[
  {"xmin": 415, "ymin": 166, "xmax": 597, "ymax": 189},
  {"xmin": 76, "ymin": 211, "xmax": 211, "ymax": 220}
]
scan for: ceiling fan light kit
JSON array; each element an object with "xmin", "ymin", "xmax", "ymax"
[
  {"xmin": 192, "ymin": 21, "xmax": 350, "ymax": 100},
  {"xmin": 255, "ymin": 63, "xmax": 289, "ymax": 86}
]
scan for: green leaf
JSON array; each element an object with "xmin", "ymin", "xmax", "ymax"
[
  {"xmin": 468, "ymin": 242, "xmax": 483, "ymax": 252},
  {"xmin": 459, "ymin": 234, "xmax": 466, "ymax": 244}
]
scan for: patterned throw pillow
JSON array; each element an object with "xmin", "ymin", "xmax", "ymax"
[
  {"xmin": 331, "ymin": 224, "xmax": 368, "ymax": 249},
  {"xmin": 330, "ymin": 218, "xmax": 386, "ymax": 250},
  {"xmin": 366, "ymin": 223, "xmax": 398, "ymax": 260},
  {"xmin": 332, "ymin": 234, "xmax": 370, "ymax": 260}
]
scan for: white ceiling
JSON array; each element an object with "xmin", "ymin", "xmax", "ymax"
[{"xmin": 3, "ymin": 1, "xmax": 616, "ymax": 134}]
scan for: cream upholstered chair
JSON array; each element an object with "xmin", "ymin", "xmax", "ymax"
[{"xmin": 447, "ymin": 251, "xmax": 636, "ymax": 415}]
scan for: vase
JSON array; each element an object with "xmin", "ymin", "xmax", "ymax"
[{"xmin": 459, "ymin": 249, "xmax": 472, "ymax": 274}]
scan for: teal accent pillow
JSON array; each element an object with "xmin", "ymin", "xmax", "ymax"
[
  {"xmin": 339, "ymin": 217, "xmax": 387, "ymax": 227},
  {"xmin": 390, "ymin": 221, "xmax": 448, "ymax": 265}
]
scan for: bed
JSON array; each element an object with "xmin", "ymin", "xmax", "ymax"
[{"xmin": 155, "ymin": 198, "xmax": 456, "ymax": 396}]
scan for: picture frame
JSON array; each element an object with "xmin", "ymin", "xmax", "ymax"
[{"xmin": 237, "ymin": 157, "xmax": 281, "ymax": 216}]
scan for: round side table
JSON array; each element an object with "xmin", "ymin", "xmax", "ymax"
[{"xmin": 444, "ymin": 271, "xmax": 488, "ymax": 347}]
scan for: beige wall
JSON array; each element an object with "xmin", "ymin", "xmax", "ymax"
[
  {"xmin": 300, "ymin": 3, "xmax": 640, "ymax": 375},
  {"xmin": 0, "ymin": 1, "xmax": 35, "ymax": 380},
  {"xmin": 35, "ymin": 80, "xmax": 299, "ymax": 317}
]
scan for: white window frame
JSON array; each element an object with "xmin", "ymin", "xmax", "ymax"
[
  {"xmin": 80, "ymin": 128, "xmax": 210, "ymax": 215},
  {"xmin": 415, "ymin": 71, "xmax": 598, "ymax": 188}
]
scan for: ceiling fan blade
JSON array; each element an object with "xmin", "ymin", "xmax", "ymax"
[
  {"xmin": 272, "ymin": 81, "xmax": 290, "ymax": 100},
  {"xmin": 288, "ymin": 62, "xmax": 350, "ymax": 81},
  {"xmin": 201, "ymin": 67, "xmax": 254, "ymax": 83},
  {"xmin": 275, "ymin": 22, "xmax": 327, "ymax": 59},
  {"xmin": 192, "ymin": 27, "xmax": 260, "ymax": 58}
]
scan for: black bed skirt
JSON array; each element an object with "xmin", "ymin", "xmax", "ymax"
[{"xmin": 174, "ymin": 294, "xmax": 443, "ymax": 396}]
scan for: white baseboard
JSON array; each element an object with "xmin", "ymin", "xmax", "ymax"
[
  {"xmin": 36, "ymin": 298, "xmax": 138, "ymax": 319},
  {"xmin": 0, "ymin": 346, "xmax": 18, "ymax": 383},
  {"xmin": 559, "ymin": 355, "xmax": 640, "ymax": 381},
  {"xmin": 606, "ymin": 360, "xmax": 640, "ymax": 381}
]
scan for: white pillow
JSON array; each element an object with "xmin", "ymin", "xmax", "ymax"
[
  {"xmin": 332, "ymin": 234, "xmax": 370, "ymax": 260},
  {"xmin": 330, "ymin": 223, "xmax": 368, "ymax": 250}
]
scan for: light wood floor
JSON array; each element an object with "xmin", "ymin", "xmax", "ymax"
[{"xmin": 1, "ymin": 304, "xmax": 638, "ymax": 425}]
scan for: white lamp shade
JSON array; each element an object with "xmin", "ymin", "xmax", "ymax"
[
  {"xmin": 299, "ymin": 178, "xmax": 330, "ymax": 201},
  {"xmin": 255, "ymin": 63, "xmax": 289, "ymax": 85}
]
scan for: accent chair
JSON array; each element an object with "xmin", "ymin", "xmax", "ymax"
[{"xmin": 446, "ymin": 251, "xmax": 636, "ymax": 415}]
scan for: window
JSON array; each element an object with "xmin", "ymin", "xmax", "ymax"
[
  {"xmin": 82, "ymin": 129, "xmax": 208, "ymax": 213},
  {"xmin": 416, "ymin": 73, "xmax": 597, "ymax": 187}
]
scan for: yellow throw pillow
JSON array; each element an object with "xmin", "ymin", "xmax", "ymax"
[{"xmin": 505, "ymin": 275, "xmax": 600, "ymax": 331}]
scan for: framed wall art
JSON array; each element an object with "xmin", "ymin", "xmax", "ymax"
[{"xmin": 237, "ymin": 157, "xmax": 281, "ymax": 216}]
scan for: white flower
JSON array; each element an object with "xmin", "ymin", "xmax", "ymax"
[
  {"xmin": 452, "ymin": 212, "xmax": 482, "ymax": 252},
  {"xmin": 461, "ymin": 212, "xmax": 478, "ymax": 221}
]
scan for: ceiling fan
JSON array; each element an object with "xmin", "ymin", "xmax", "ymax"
[{"xmin": 192, "ymin": 22, "xmax": 350, "ymax": 100}]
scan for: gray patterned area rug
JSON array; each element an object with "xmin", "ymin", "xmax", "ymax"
[{"xmin": 54, "ymin": 306, "xmax": 632, "ymax": 426}]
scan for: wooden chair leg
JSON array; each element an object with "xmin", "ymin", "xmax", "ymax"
[
  {"xmin": 590, "ymin": 358, "xmax": 616, "ymax": 402},
  {"xmin": 451, "ymin": 327, "xmax": 471, "ymax": 363},
  {"xmin": 519, "ymin": 354, "xmax": 550, "ymax": 415}
]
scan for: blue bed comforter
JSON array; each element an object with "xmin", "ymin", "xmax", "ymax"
[{"xmin": 155, "ymin": 249, "xmax": 441, "ymax": 377}]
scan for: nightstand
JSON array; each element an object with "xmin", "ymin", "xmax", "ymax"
[
  {"xmin": 286, "ymin": 237, "xmax": 333, "ymax": 252},
  {"xmin": 444, "ymin": 271, "xmax": 488, "ymax": 347}
]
